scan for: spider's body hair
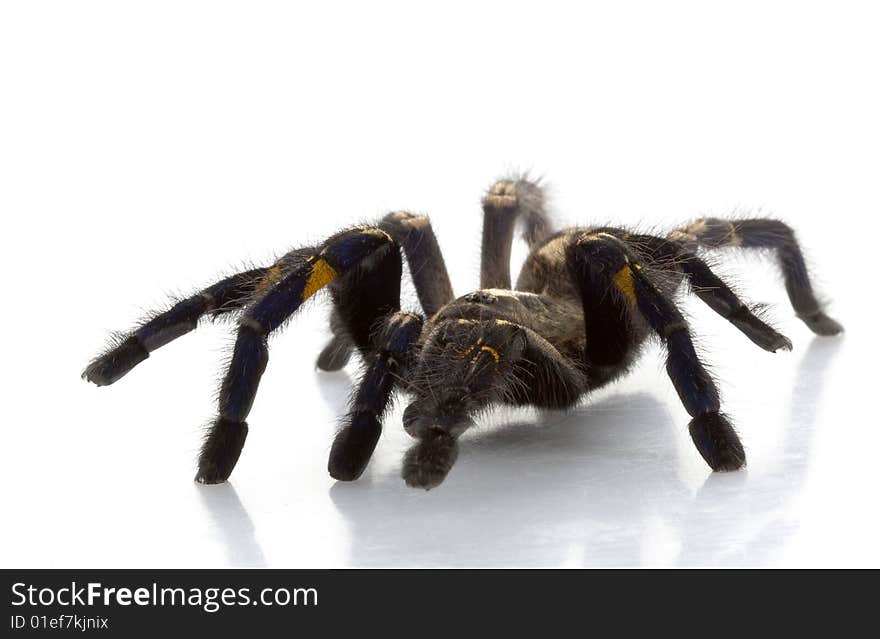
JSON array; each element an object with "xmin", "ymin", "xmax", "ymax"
[
  {"xmin": 84, "ymin": 176, "xmax": 842, "ymax": 490},
  {"xmin": 430, "ymin": 288, "xmax": 587, "ymax": 370}
]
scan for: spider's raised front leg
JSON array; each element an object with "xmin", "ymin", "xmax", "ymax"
[
  {"xmin": 315, "ymin": 211, "xmax": 454, "ymax": 371},
  {"xmin": 670, "ymin": 217, "xmax": 842, "ymax": 335},
  {"xmin": 83, "ymin": 266, "xmax": 275, "ymax": 385},
  {"xmin": 197, "ymin": 226, "xmax": 403, "ymax": 484},
  {"xmin": 480, "ymin": 176, "xmax": 553, "ymax": 289},
  {"xmin": 567, "ymin": 232, "xmax": 745, "ymax": 471},
  {"xmin": 380, "ymin": 211, "xmax": 455, "ymax": 315}
]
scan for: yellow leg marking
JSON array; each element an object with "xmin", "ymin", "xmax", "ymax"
[
  {"xmin": 255, "ymin": 264, "xmax": 283, "ymax": 295},
  {"xmin": 302, "ymin": 258, "xmax": 338, "ymax": 301},
  {"xmin": 613, "ymin": 264, "xmax": 638, "ymax": 303}
]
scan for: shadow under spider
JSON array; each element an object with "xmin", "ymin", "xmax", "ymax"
[
  {"xmin": 195, "ymin": 482, "xmax": 267, "ymax": 567},
  {"xmin": 328, "ymin": 336, "xmax": 843, "ymax": 567}
]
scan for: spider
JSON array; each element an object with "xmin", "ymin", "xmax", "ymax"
[{"xmin": 83, "ymin": 177, "xmax": 842, "ymax": 489}]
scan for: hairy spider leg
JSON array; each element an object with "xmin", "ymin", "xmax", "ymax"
[
  {"xmin": 315, "ymin": 308, "xmax": 356, "ymax": 372},
  {"xmin": 314, "ymin": 211, "xmax": 453, "ymax": 371},
  {"xmin": 379, "ymin": 211, "xmax": 455, "ymax": 315},
  {"xmin": 328, "ymin": 311, "xmax": 424, "ymax": 481},
  {"xmin": 569, "ymin": 233, "xmax": 745, "ymax": 471},
  {"xmin": 670, "ymin": 217, "xmax": 843, "ymax": 335},
  {"xmin": 480, "ymin": 177, "xmax": 554, "ymax": 289},
  {"xmin": 196, "ymin": 227, "xmax": 402, "ymax": 484},
  {"xmin": 83, "ymin": 267, "xmax": 272, "ymax": 386},
  {"xmin": 565, "ymin": 234, "xmax": 637, "ymax": 388},
  {"xmin": 620, "ymin": 232, "xmax": 793, "ymax": 353},
  {"xmin": 504, "ymin": 324, "xmax": 587, "ymax": 408}
]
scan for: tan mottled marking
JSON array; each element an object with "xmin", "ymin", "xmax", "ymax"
[
  {"xmin": 577, "ymin": 232, "xmax": 602, "ymax": 243},
  {"xmin": 481, "ymin": 288, "xmax": 541, "ymax": 299},
  {"xmin": 685, "ymin": 219, "xmax": 707, "ymax": 236},
  {"xmin": 537, "ymin": 235, "xmax": 569, "ymax": 261},
  {"xmin": 669, "ymin": 230, "xmax": 697, "ymax": 243},
  {"xmin": 255, "ymin": 264, "xmax": 283, "ymax": 295},
  {"xmin": 484, "ymin": 180, "xmax": 517, "ymax": 208},
  {"xmin": 727, "ymin": 222, "xmax": 742, "ymax": 246},
  {"xmin": 357, "ymin": 226, "xmax": 393, "ymax": 242},
  {"xmin": 387, "ymin": 210, "xmax": 429, "ymax": 229}
]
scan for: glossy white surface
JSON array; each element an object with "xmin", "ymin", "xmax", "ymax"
[{"xmin": 2, "ymin": 1, "xmax": 878, "ymax": 567}]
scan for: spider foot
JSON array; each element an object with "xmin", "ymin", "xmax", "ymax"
[
  {"xmin": 328, "ymin": 415, "xmax": 381, "ymax": 481},
  {"xmin": 767, "ymin": 333, "xmax": 794, "ymax": 353},
  {"xmin": 799, "ymin": 311, "xmax": 844, "ymax": 336},
  {"xmin": 744, "ymin": 326, "xmax": 793, "ymax": 353},
  {"xmin": 195, "ymin": 419, "xmax": 248, "ymax": 484},
  {"xmin": 402, "ymin": 430, "xmax": 459, "ymax": 490},
  {"xmin": 689, "ymin": 412, "xmax": 746, "ymax": 472},
  {"xmin": 316, "ymin": 335, "xmax": 354, "ymax": 371},
  {"xmin": 82, "ymin": 337, "xmax": 149, "ymax": 386},
  {"xmin": 727, "ymin": 307, "xmax": 792, "ymax": 352}
]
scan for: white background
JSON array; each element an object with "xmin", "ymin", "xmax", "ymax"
[{"xmin": 1, "ymin": 1, "xmax": 878, "ymax": 567}]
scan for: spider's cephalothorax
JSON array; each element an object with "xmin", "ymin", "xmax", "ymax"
[{"xmin": 84, "ymin": 177, "xmax": 843, "ymax": 489}]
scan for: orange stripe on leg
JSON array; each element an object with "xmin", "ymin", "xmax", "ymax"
[
  {"xmin": 613, "ymin": 262, "xmax": 640, "ymax": 303},
  {"xmin": 303, "ymin": 258, "xmax": 338, "ymax": 301}
]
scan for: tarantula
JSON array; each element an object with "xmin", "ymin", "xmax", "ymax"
[{"xmin": 83, "ymin": 177, "xmax": 842, "ymax": 489}]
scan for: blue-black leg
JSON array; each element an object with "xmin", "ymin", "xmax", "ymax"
[
  {"xmin": 328, "ymin": 312, "xmax": 423, "ymax": 481},
  {"xmin": 671, "ymin": 217, "xmax": 843, "ymax": 335},
  {"xmin": 316, "ymin": 211, "xmax": 453, "ymax": 372},
  {"xmin": 628, "ymin": 256, "xmax": 745, "ymax": 471},
  {"xmin": 83, "ymin": 267, "xmax": 269, "ymax": 386},
  {"xmin": 566, "ymin": 234, "xmax": 636, "ymax": 387},
  {"xmin": 196, "ymin": 227, "xmax": 402, "ymax": 484},
  {"xmin": 571, "ymin": 233, "xmax": 745, "ymax": 471},
  {"xmin": 681, "ymin": 256, "xmax": 792, "ymax": 352},
  {"xmin": 628, "ymin": 233, "xmax": 793, "ymax": 353}
]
